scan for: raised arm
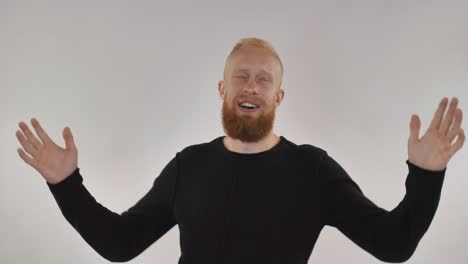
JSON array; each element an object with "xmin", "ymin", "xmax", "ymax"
[
  {"xmin": 15, "ymin": 118, "xmax": 179, "ymax": 262},
  {"xmin": 319, "ymin": 96, "xmax": 464, "ymax": 262},
  {"xmin": 47, "ymin": 156, "xmax": 178, "ymax": 262},
  {"xmin": 319, "ymin": 152, "xmax": 446, "ymax": 263}
]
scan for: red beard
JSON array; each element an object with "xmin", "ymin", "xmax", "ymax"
[{"xmin": 221, "ymin": 97, "xmax": 276, "ymax": 142}]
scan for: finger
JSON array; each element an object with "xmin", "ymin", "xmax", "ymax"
[
  {"xmin": 16, "ymin": 130, "xmax": 38, "ymax": 158},
  {"xmin": 63, "ymin": 127, "xmax": 77, "ymax": 151},
  {"xmin": 19, "ymin": 121, "xmax": 43, "ymax": 150},
  {"xmin": 428, "ymin": 97, "xmax": 448, "ymax": 131},
  {"xmin": 30, "ymin": 118, "xmax": 53, "ymax": 144},
  {"xmin": 439, "ymin": 97, "xmax": 459, "ymax": 135},
  {"xmin": 449, "ymin": 128, "xmax": 465, "ymax": 157},
  {"xmin": 447, "ymin": 108, "xmax": 463, "ymax": 143},
  {"xmin": 409, "ymin": 114, "xmax": 421, "ymax": 143},
  {"xmin": 17, "ymin": 147, "xmax": 38, "ymax": 169}
]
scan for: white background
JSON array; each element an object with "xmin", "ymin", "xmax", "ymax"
[{"xmin": 2, "ymin": 0, "xmax": 467, "ymax": 263}]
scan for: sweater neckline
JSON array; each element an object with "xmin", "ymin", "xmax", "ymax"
[{"xmin": 214, "ymin": 135, "xmax": 286, "ymax": 159}]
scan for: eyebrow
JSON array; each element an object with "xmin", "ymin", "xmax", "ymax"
[{"xmin": 232, "ymin": 68, "xmax": 273, "ymax": 79}]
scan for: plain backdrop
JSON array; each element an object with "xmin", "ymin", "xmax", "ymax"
[{"xmin": 2, "ymin": 0, "xmax": 467, "ymax": 263}]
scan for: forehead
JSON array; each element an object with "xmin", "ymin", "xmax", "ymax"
[{"xmin": 227, "ymin": 47, "xmax": 280, "ymax": 75}]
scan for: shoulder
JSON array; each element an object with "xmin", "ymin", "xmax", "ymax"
[
  {"xmin": 297, "ymin": 143, "xmax": 328, "ymax": 160},
  {"xmin": 176, "ymin": 137, "xmax": 221, "ymax": 158},
  {"xmin": 284, "ymin": 137, "xmax": 328, "ymax": 162},
  {"xmin": 281, "ymin": 137, "xmax": 328, "ymax": 170}
]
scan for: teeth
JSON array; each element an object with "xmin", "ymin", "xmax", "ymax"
[{"xmin": 240, "ymin": 102, "xmax": 257, "ymax": 108}]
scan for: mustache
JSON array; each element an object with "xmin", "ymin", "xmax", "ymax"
[{"xmin": 236, "ymin": 96, "xmax": 264, "ymax": 105}]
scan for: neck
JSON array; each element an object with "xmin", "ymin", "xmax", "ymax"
[{"xmin": 223, "ymin": 131, "xmax": 280, "ymax": 154}]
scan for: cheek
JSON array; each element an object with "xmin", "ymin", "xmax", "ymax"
[{"xmin": 231, "ymin": 78, "xmax": 245, "ymax": 85}]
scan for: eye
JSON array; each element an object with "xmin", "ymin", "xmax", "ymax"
[{"xmin": 235, "ymin": 75, "xmax": 247, "ymax": 79}]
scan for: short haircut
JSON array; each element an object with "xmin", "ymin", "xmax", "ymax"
[{"xmin": 224, "ymin": 37, "xmax": 284, "ymax": 87}]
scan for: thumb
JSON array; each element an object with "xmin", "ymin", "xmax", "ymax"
[
  {"xmin": 409, "ymin": 114, "xmax": 421, "ymax": 143},
  {"xmin": 63, "ymin": 127, "xmax": 77, "ymax": 151}
]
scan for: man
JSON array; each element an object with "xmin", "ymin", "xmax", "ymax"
[{"xmin": 16, "ymin": 37, "xmax": 465, "ymax": 263}]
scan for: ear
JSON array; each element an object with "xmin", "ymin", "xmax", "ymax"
[
  {"xmin": 218, "ymin": 80, "xmax": 225, "ymax": 100},
  {"xmin": 275, "ymin": 87, "xmax": 285, "ymax": 107}
]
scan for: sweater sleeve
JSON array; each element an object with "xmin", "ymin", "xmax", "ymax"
[
  {"xmin": 319, "ymin": 151, "xmax": 446, "ymax": 263},
  {"xmin": 46, "ymin": 153, "xmax": 180, "ymax": 262}
]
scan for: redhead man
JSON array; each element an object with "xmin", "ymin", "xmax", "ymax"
[{"xmin": 16, "ymin": 37, "xmax": 464, "ymax": 263}]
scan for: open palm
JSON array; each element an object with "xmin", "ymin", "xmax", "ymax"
[
  {"xmin": 408, "ymin": 97, "xmax": 465, "ymax": 171},
  {"xmin": 16, "ymin": 118, "xmax": 78, "ymax": 184}
]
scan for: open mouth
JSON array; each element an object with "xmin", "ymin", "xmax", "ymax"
[{"xmin": 238, "ymin": 102, "xmax": 260, "ymax": 112}]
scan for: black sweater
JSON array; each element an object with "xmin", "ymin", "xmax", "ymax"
[{"xmin": 47, "ymin": 135, "xmax": 446, "ymax": 263}]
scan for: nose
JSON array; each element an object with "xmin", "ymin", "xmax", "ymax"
[{"xmin": 243, "ymin": 78, "xmax": 259, "ymax": 94}]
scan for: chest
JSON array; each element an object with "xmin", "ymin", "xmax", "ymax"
[{"xmin": 173, "ymin": 159, "xmax": 321, "ymax": 245}]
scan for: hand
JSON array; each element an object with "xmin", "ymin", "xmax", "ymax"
[
  {"xmin": 16, "ymin": 118, "xmax": 78, "ymax": 184},
  {"xmin": 408, "ymin": 97, "xmax": 465, "ymax": 171}
]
